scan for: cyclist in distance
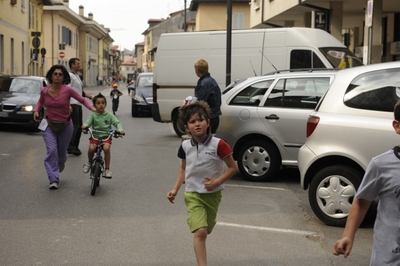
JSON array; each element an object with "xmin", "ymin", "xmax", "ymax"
[{"xmin": 82, "ymin": 93, "xmax": 125, "ymax": 179}]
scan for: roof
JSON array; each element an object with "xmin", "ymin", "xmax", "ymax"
[{"xmin": 121, "ymin": 58, "xmax": 137, "ymax": 66}]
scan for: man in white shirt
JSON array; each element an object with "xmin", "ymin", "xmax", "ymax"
[{"xmin": 67, "ymin": 58, "xmax": 92, "ymax": 155}]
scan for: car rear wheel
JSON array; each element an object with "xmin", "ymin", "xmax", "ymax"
[
  {"xmin": 308, "ymin": 165, "xmax": 362, "ymax": 227},
  {"xmin": 172, "ymin": 112, "xmax": 186, "ymax": 137},
  {"xmin": 237, "ymin": 140, "xmax": 280, "ymax": 182}
]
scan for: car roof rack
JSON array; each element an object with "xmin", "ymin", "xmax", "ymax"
[{"xmin": 264, "ymin": 68, "xmax": 339, "ymax": 76}]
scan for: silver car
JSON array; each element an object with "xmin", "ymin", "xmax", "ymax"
[
  {"xmin": 299, "ymin": 61, "xmax": 400, "ymax": 227},
  {"xmin": 216, "ymin": 69, "xmax": 337, "ymax": 182}
]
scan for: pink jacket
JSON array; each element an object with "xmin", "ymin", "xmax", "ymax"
[{"xmin": 35, "ymin": 85, "xmax": 92, "ymax": 122}]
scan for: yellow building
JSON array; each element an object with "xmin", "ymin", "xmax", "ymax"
[
  {"xmin": 0, "ymin": 0, "xmax": 30, "ymax": 75},
  {"xmin": 189, "ymin": 0, "xmax": 251, "ymax": 31},
  {"xmin": 29, "ymin": 0, "xmax": 48, "ymax": 77},
  {"xmin": 43, "ymin": 3, "xmax": 112, "ymax": 86}
]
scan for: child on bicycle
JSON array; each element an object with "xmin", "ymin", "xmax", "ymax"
[
  {"xmin": 167, "ymin": 100, "xmax": 237, "ymax": 266},
  {"xmin": 82, "ymin": 93, "xmax": 125, "ymax": 178}
]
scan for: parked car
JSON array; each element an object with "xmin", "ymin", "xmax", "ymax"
[
  {"xmin": 216, "ymin": 69, "xmax": 338, "ymax": 182},
  {"xmin": 0, "ymin": 75, "xmax": 48, "ymax": 129},
  {"xmin": 298, "ymin": 61, "xmax": 400, "ymax": 227},
  {"xmin": 131, "ymin": 73, "xmax": 153, "ymax": 117}
]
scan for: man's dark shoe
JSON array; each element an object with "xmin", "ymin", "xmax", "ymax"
[{"xmin": 68, "ymin": 148, "xmax": 81, "ymax": 155}]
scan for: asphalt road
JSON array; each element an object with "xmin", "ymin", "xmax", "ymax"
[{"xmin": 0, "ymin": 84, "xmax": 373, "ymax": 266}]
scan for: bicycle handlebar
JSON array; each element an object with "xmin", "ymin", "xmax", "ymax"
[{"xmin": 82, "ymin": 127, "xmax": 123, "ymax": 141}]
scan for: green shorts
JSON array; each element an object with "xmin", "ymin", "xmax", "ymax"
[{"xmin": 184, "ymin": 191, "xmax": 222, "ymax": 233}]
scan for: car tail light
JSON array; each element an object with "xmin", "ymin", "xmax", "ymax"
[
  {"xmin": 306, "ymin": 115, "xmax": 320, "ymax": 137},
  {"xmin": 152, "ymin": 83, "xmax": 158, "ymax": 103}
]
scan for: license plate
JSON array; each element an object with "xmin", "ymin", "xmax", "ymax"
[{"xmin": 0, "ymin": 112, "xmax": 8, "ymax": 117}]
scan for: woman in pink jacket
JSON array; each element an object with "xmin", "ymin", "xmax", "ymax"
[{"xmin": 33, "ymin": 65, "xmax": 96, "ymax": 190}]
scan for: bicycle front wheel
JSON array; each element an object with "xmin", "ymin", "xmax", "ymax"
[{"xmin": 91, "ymin": 161, "xmax": 101, "ymax": 196}]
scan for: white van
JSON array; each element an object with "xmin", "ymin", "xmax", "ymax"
[{"xmin": 151, "ymin": 27, "xmax": 362, "ymax": 136}]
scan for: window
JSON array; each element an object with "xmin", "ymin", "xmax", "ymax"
[
  {"xmin": 229, "ymin": 80, "xmax": 272, "ymax": 106},
  {"xmin": 29, "ymin": 2, "xmax": 33, "ymax": 28},
  {"xmin": 36, "ymin": 6, "xmax": 38, "ymax": 29},
  {"xmin": 0, "ymin": 35, "xmax": 3, "ymax": 73},
  {"xmin": 344, "ymin": 68, "xmax": 400, "ymax": 112},
  {"xmin": 264, "ymin": 77, "xmax": 331, "ymax": 109},
  {"xmin": 21, "ymin": 42, "xmax": 24, "ymax": 75},
  {"xmin": 233, "ymin": 13, "xmax": 245, "ymax": 30},
  {"xmin": 290, "ymin": 50, "xmax": 325, "ymax": 69},
  {"xmin": 88, "ymin": 36, "xmax": 92, "ymax": 51},
  {"xmin": 58, "ymin": 25, "xmax": 60, "ymax": 44},
  {"xmin": 11, "ymin": 38, "xmax": 14, "ymax": 74},
  {"xmin": 61, "ymin": 26, "xmax": 71, "ymax": 47}
]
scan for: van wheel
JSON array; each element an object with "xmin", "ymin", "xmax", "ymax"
[
  {"xmin": 237, "ymin": 140, "xmax": 280, "ymax": 182},
  {"xmin": 172, "ymin": 112, "xmax": 186, "ymax": 137},
  {"xmin": 308, "ymin": 165, "xmax": 362, "ymax": 227}
]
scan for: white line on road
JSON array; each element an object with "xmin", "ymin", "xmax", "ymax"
[
  {"xmin": 225, "ymin": 184, "xmax": 286, "ymax": 191},
  {"xmin": 217, "ymin": 222, "xmax": 317, "ymax": 236}
]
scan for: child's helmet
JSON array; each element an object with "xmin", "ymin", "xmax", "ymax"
[{"xmin": 112, "ymin": 83, "xmax": 118, "ymax": 88}]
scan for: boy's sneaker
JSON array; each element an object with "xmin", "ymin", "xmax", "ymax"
[
  {"xmin": 103, "ymin": 169, "xmax": 112, "ymax": 179},
  {"xmin": 49, "ymin": 182, "xmax": 59, "ymax": 190},
  {"xmin": 83, "ymin": 163, "xmax": 91, "ymax": 173}
]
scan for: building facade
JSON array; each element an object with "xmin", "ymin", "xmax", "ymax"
[
  {"xmin": 189, "ymin": 0, "xmax": 251, "ymax": 31},
  {"xmin": 250, "ymin": 0, "xmax": 400, "ymax": 64},
  {"xmin": 1, "ymin": 0, "xmax": 115, "ymax": 87},
  {"xmin": 43, "ymin": 3, "xmax": 112, "ymax": 86},
  {"xmin": 0, "ymin": 0, "xmax": 31, "ymax": 75}
]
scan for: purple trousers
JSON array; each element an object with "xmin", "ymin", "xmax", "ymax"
[{"xmin": 42, "ymin": 123, "xmax": 73, "ymax": 184}]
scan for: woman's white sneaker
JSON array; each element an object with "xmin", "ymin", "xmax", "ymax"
[{"xmin": 49, "ymin": 182, "xmax": 59, "ymax": 190}]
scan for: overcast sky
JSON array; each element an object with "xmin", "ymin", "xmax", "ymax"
[{"xmin": 69, "ymin": 0, "xmax": 186, "ymax": 51}]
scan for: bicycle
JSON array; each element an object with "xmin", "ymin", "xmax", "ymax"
[{"xmin": 82, "ymin": 128, "xmax": 123, "ymax": 196}]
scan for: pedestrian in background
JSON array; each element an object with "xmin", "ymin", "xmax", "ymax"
[
  {"xmin": 67, "ymin": 58, "xmax": 93, "ymax": 156},
  {"xmin": 333, "ymin": 99, "xmax": 400, "ymax": 264},
  {"xmin": 33, "ymin": 65, "xmax": 96, "ymax": 189},
  {"xmin": 110, "ymin": 83, "xmax": 123, "ymax": 115},
  {"xmin": 167, "ymin": 101, "xmax": 237, "ymax": 266},
  {"xmin": 194, "ymin": 58, "xmax": 222, "ymax": 134}
]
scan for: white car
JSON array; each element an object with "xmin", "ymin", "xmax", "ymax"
[
  {"xmin": 216, "ymin": 69, "xmax": 338, "ymax": 182},
  {"xmin": 299, "ymin": 61, "xmax": 400, "ymax": 227}
]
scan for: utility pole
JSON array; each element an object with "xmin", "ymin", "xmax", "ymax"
[
  {"xmin": 184, "ymin": 0, "xmax": 187, "ymax": 32},
  {"xmin": 226, "ymin": 0, "xmax": 232, "ymax": 87}
]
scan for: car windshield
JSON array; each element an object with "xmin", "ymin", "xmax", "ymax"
[
  {"xmin": 9, "ymin": 78, "xmax": 41, "ymax": 94},
  {"xmin": 222, "ymin": 79, "xmax": 246, "ymax": 94},
  {"xmin": 137, "ymin": 75, "xmax": 153, "ymax": 87},
  {"xmin": 343, "ymin": 68, "xmax": 400, "ymax": 112},
  {"xmin": 320, "ymin": 47, "xmax": 364, "ymax": 69}
]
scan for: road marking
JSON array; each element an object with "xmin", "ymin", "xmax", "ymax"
[
  {"xmin": 217, "ymin": 222, "xmax": 317, "ymax": 236},
  {"xmin": 1, "ymin": 154, "xmax": 10, "ymax": 156},
  {"xmin": 225, "ymin": 184, "xmax": 286, "ymax": 191}
]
